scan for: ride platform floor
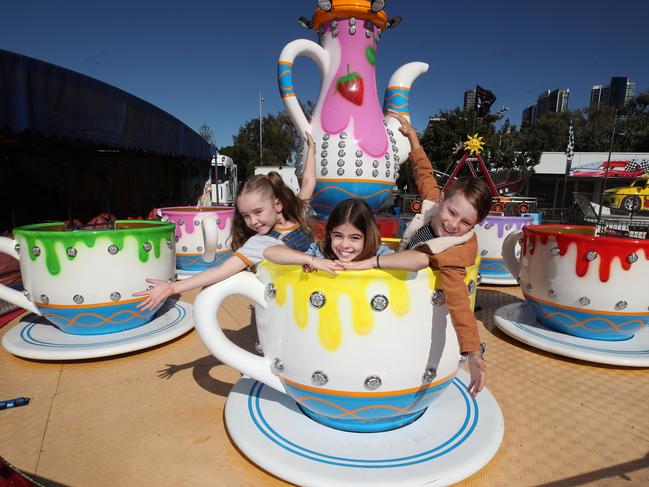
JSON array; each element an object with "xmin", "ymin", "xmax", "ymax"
[{"xmin": 1, "ymin": 286, "xmax": 649, "ymax": 486}]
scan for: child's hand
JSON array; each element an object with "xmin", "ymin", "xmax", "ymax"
[
  {"xmin": 465, "ymin": 352, "xmax": 486, "ymax": 397},
  {"xmin": 387, "ymin": 111, "xmax": 420, "ymax": 148},
  {"xmin": 305, "ymin": 131, "xmax": 315, "ymax": 154},
  {"xmin": 134, "ymin": 278, "xmax": 175, "ymax": 311},
  {"xmin": 336, "ymin": 257, "xmax": 375, "ymax": 271},
  {"xmin": 308, "ymin": 257, "xmax": 342, "ymax": 275}
]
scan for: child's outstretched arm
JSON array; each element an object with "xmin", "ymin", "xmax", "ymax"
[
  {"xmin": 297, "ymin": 132, "xmax": 316, "ymax": 201},
  {"xmin": 388, "ymin": 112, "xmax": 441, "ymax": 203},
  {"xmin": 264, "ymin": 245, "xmax": 341, "ymax": 275},
  {"xmin": 339, "ymin": 250, "xmax": 429, "ymax": 272},
  {"xmin": 134, "ymin": 255, "xmax": 247, "ymax": 311}
]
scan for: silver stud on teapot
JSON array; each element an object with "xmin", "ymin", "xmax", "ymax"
[
  {"xmin": 370, "ymin": 294, "xmax": 389, "ymax": 312},
  {"xmin": 585, "ymin": 251, "xmax": 598, "ymax": 261},
  {"xmin": 272, "ymin": 358, "xmax": 284, "ymax": 374},
  {"xmin": 31, "ymin": 246, "xmax": 41, "ymax": 257},
  {"xmin": 264, "ymin": 283, "xmax": 277, "ymax": 300},
  {"xmin": 364, "ymin": 375, "xmax": 382, "ymax": 391},
  {"xmin": 551, "ymin": 247, "xmax": 560, "ymax": 256},
  {"xmin": 311, "ymin": 370, "xmax": 329, "ymax": 386},
  {"xmin": 422, "ymin": 368, "xmax": 437, "ymax": 384},
  {"xmin": 615, "ymin": 300, "xmax": 628, "ymax": 311},
  {"xmin": 73, "ymin": 294, "xmax": 84, "ymax": 304},
  {"xmin": 40, "ymin": 294, "xmax": 49, "ymax": 305},
  {"xmin": 110, "ymin": 292, "xmax": 121, "ymax": 302},
  {"xmin": 627, "ymin": 253, "xmax": 638, "ymax": 264},
  {"xmin": 309, "ymin": 291, "xmax": 326, "ymax": 308},
  {"xmin": 579, "ymin": 296, "xmax": 591, "ymax": 306},
  {"xmin": 430, "ymin": 289, "xmax": 445, "ymax": 306},
  {"xmin": 108, "ymin": 244, "xmax": 119, "ymax": 255}
]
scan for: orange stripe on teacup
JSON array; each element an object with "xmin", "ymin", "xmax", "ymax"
[
  {"xmin": 281, "ymin": 372, "xmax": 456, "ymax": 398},
  {"xmin": 524, "ymin": 293, "xmax": 649, "ymax": 316},
  {"xmin": 35, "ymin": 297, "xmax": 146, "ymax": 308}
]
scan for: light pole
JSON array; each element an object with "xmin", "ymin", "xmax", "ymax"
[{"xmin": 259, "ymin": 90, "xmax": 264, "ymax": 165}]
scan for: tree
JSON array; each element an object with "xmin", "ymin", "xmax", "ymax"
[{"xmin": 198, "ymin": 123, "xmax": 217, "ymax": 153}]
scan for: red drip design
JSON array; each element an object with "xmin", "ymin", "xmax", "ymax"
[{"xmin": 524, "ymin": 226, "xmax": 649, "ymax": 282}]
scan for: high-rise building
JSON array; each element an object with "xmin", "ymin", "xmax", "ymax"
[
  {"xmin": 590, "ymin": 77, "xmax": 635, "ymax": 108},
  {"xmin": 463, "ymin": 88, "xmax": 476, "ymax": 111},
  {"xmin": 521, "ymin": 88, "xmax": 569, "ymax": 126}
]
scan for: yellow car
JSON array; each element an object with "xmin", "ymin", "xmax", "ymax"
[{"xmin": 603, "ymin": 175, "xmax": 649, "ymax": 212}]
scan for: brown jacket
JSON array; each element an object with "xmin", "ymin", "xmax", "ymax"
[{"xmin": 408, "ymin": 147, "xmax": 481, "ymax": 353}]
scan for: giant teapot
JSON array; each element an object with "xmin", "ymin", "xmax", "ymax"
[{"xmin": 278, "ymin": 0, "xmax": 428, "ymax": 217}]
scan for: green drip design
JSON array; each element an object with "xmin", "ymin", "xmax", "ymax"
[
  {"xmin": 14, "ymin": 221, "xmax": 174, "ymax": 276},
  {"xmin": 365, "ymin": 46, "xmax": 376, "ymax": 66}
]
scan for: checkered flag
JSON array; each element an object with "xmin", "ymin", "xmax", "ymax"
[{"xmin": 565, "ymin": 122, "xmax": 574, "ymax": 175}]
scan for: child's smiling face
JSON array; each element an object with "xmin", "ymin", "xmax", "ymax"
[
  {"xmin": 330, "ymin": 223, "xmax": 365, "ymax": 262},
  {"xmin": 431, "ymin": 193, "xmax": 479, "ymax": 238}
]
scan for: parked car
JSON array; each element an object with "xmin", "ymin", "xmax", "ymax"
[
  {"xmin": 571, "ymin": 160, "xmax": 646, "ymax": 178},
  {"xmin": 603, "ymin": 175, "xmax": 649, "ymax": 212}
]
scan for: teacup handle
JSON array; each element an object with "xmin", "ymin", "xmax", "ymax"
[
  {"xmin": 201, "ymin": 217, "xmax": 218, "ymax": 263},
  {"xmin": 193, "ymin": 271, "xmax": 284, "ymax": 392},
  {"xmin": 0, "ymin": 237, "xmax": 39, "ymax": 314},
  {"xmin": 502, "ymin": 229, "xmax": 523, "ymax": 281}
]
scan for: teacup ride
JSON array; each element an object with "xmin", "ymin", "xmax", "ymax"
[
  {"xmin": 476, "ymin": 214, "xmax": 534, "ymax": 285},
  {"xmin": 0, "ymin": 220, "xmax": 193, "ymax": 360},
  {"xmin": 495, "ymin": 224, "xmax": 649, "ymax": 366},
  {"xmin": 194, "ymin": 260, "xmax": 504, "ymax": 486},
  {"xmin": 157, "ymin": 206, "xmax": 235, "ymax": 280}
]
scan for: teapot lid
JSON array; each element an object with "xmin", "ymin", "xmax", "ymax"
[{"xmin": 312, "ymin": 0, "xmax": 389, "ymax": 31}]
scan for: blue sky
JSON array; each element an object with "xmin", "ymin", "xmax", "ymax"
[{"xmin": 2, "ymin": 0, "xmax": 648, "ymax": 150}]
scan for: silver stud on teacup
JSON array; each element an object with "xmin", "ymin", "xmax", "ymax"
[
  {"xmin": 309, "ymin": 291, "xmax": 326, "ymax": 308},
  {"xmin": 422, "ymin": 368, "xmax": 437, "ymax": 384},
  {"xmin": 142, "ymin": 242, "xmax": 152, "ymax": 252},
  {"xmin": 264, "ymin": 283, "xmax": 277, "ymax": 300},
  {"xmin": 321, "ymin": 141, "xmax": 329, "ymax": 149},
  {"xmin": 254, "ymin": 340, "xmax": 263, "ymax": 354},
  {"xmin": 480, "ymin": 249, "xmax": 488, "ymax": 256},
  {"xmin": 177, "ymin": 219, "xmax": 184, "ymax": 226},
  {"xmin": 430, "ymin": 289, "xmax": 445, "ymax": 306},
  {"xmin": 468, "ymin": 280, "xmax": 477, "ymax": 294},
  {"xmin": 550, "ymin": 247, "xmax": 560, "ymax": 256},
  {"xmin": 505, "ymin": 224, "xmax": 512, "ymax": 230},
  {"xmin": 66, "ymin": 247, "xmax": 77, "ymax": 258},
  {"xmin": 372, "ymin": 169, "xmax": 379, "ymax": 177},
  {"xmin": 356, "ymin": 150, "xmax": 363, "ymax": 157},
  {"xmin": 337, "ymin": 159, "xmax": 345, "ymax": 167},
  {"xmin": 338, "ymin": 150, "xmax": 346, "ymax": 158},
  {"xmin": 525, "ymin": 283, "xmax": 533, "ymax": 292},
  {"xmin": 579, "ymin": 296, "xmax": 591, "ymax": 306},
  {"xmin": 31, "ymin": 246, "xmax": 41, "ymax": 257},
  {"xmin": 321, "ymin": 150, "xmax": 328, "ymax": 158},
  {"xmin": 372, "ymin": 160, "xmax": 379, "ymax": 168},
  {"xmin": 370, "ymin": 294, "xmax": 388, "ymax": 312},
  {"xmin": 40, "ymin": 294, "xmax": 49, "ymax": 305},
  {"xmin": 14, "ymin": 243, "xmax": 20, "ymax": 254},
  {"xmin": 340, "ymin": 131, "xmax": 347, "ymax": 139},
  {"xmin": 182, "ymin": 246, "xmax": 188, "ymax": 252},
  {"xmin": 355, "ymin": 159, "xmax": 363, "ymax": 167},
  {"xmin": 338, "ymin": 141, "xmax": 346, "ymax": 148},
  {"xmin": 615, "ymin": 300, "xmax": 628, "ymax": 311},
  {"xmin": 23, "ymin": 290, "xmax": 31, "ymax": 301},
  {"xmin": 166, "ymin": 240, "xmax": 173, "ymax": 249},
  {"xmin": 311, "ymin": 370, "xmax": 329, "ymax": 386},
  {"xmin": 484, "ymin": 223, "xmax": 492, "ymax": 229},
  {"xmin": 337, "ymin": 168, "xmax": 345, "ymax": 176},
  {"xmin": 548, "ymin": 290, "xmax": 558, "ymax": 299},
  {"xmin": 364, "ymin": 375, "xmax": 382, "ymax": 391},
  {"xmin": 585, "ymin": 251, "xmax": 598, "ymax": 261},
  {"xmin": 321, "ymin": 167, "xmax": 329, "ymax": 176},
  {"xmin": 323, "ymin": 133, "xmax": 330, "ymax": 140},
  {"xmin": 108, "ymin": 244, "xmax": 119, "ymax": 255},
  {"xmin": 356, "ymin": 168, "xmax": 363, "ymax": 176},
  {"xmin": 272, "ymin": 358, "xmax": 284, "ymax": 374},
  {"xmin": 627, "ymin": 253, "xmax": 638, "ymax": 264},
  {"xmin": 73, "ymin": 294, "xmax": 84, "ymax": 304},
  {"xmin": 110, "ymin": 292, "xmax": 121, "ymax": 302},
  {"xmin": 197, "ymin": 246, "xmax": 203, "ymax": 252},
  {"xmin": 194, "ymin": 220, "xmax": 200, "ymax": 227},
  {"xmin": 477, "ymin": 273, "xmax": 482, "ymax": 284}
]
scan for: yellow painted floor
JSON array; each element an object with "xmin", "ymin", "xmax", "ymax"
[{"xmin": 1, "ymin": 285, "xmax": 649, "ymax": 486}]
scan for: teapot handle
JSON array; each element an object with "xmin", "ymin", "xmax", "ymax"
[{"xmin": 278, "ymin": 39, "xmax": 329, "ymax": 139}]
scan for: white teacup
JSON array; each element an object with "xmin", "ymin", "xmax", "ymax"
[
  {"xmin": 503, "ymin": 224, "xmax": 649, "ymax": 340},
  {"xmin": 0, "ymin": 221, "xmax": 176, "ymax": 335},
  {"xmin": 157, "ymin": 206, "xmax": 235, "ymax": 271},
  {"xmin": 194, "ymin": 260, "xmax": 479, "ymax": 432}
]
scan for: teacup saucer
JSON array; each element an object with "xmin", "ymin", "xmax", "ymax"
[
  {"xmin": 224, "ymin": 371, "xmax": 504, "ymax": 486},
  {"xmin": 494, "ymin": 302, "xmax": 649, "ymax": 367},
  {"xmin": 176, "ymin": 268, "xmax": 200, "ymax": 280},
  {"xmin": 479, "ymin": 275, "xmax": 518, "ymax": 286},
  {"xmin": 2, "ymin": 300, "xmax": 193, "ymax": 361}
]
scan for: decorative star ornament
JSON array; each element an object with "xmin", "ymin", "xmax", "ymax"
[{"xmin": 463, "ymin": 133, "xmax": 485, "ymax": 156}]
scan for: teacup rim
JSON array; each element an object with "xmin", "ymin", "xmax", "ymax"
[
  {"xmin": 13, "ymin": 220, "xmax": 175, "ymax": 236},
  {"xmin": 158, "ymin": 206, "xmax": 236, "ymax": 213},
  {"xmin": 523, "ymin": 224, "xmax": 649, "ymax": 246}
]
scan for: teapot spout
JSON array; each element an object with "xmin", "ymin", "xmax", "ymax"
[{"xmin": 383, "ymin": 62, "xmax": 428, "ymax": 156}]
